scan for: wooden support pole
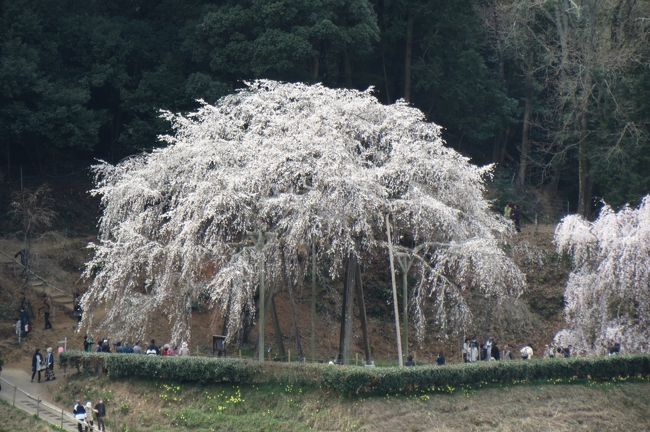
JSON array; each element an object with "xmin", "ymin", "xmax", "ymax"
[
  {"xmin": 311, "ymin": 243, "xmax": 316, "ymax": 362},
  {"xmin": 385, "ymin": 214, "xmax": 403, "ymax": 367},
  {"xmin": 354, "ymin": 260, "xmax": 372, "ymax": 365},
  {"xmin": 257, "ymin": 230, "xmax": 266, "ymax": 362}
]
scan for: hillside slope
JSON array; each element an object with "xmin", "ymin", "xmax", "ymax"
[{"xmin": 0, "ymin": 221, "xmax": 569, "ymax": 366}]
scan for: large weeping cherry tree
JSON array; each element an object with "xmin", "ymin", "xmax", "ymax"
[
  {"xmin": 554, "ymin": 196, "xmax": 650, "ymax": 354},
  {"xmin": 82, "ymin": 80, "xmax": 525, "ymax": 355}
]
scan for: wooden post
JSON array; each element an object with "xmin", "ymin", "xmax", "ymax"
[
  {"xmin": 354, "ymin": 260, "xmax": 372, "ymax": 365},
  {"xmin": 385, "ymin": 214, "xmax": 403, "ymax": 367},
  {"xmin": 396, "ymin": 255, "xmax": 412, "ymax": 360},
  {"xmin": 257, "ymin": 230, "xmax": 266, "ymax": 362},
  {"xmin": 402, "ymin": 268, "xmax": 408, "ymax": 358},
  {"xmin": 311, "ymin": 243, "xmax": 316, "ymax": 362},
  {"xmin": 344, "ymin": 259, "xmax": 355, "ymax": 365},
  {"xmin": 337, "ymin": 254, "xmax": 356, "ymax": 364}
]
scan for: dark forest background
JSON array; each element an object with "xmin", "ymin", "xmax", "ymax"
[{"xmin": 1, "ymin": 0, "xmax": 648, "ymax": 219}]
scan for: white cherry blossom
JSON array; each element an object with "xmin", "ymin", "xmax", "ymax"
[{"xmin": 83, "ymin": 80, "xmax": 524, "ymax": 345}]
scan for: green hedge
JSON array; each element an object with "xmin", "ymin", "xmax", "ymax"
[
  {"xmin": 60, "ymin": 351, "xmax": 327, "ymax": 385},
  {"xmin": 60, "ymin": 352, "xmax": 650, "ymax": 396},
  {"xmin": 322, "ymin": 355, "xmax": 650, "ymax": 396}
]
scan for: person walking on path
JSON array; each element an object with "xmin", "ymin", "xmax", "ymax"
[
  {"xmin": 73, "ymin": 400, "xmax": 87, "ymax": 432},
  {"xmin": 94, "ymin": 398, "xmax": 107, "ymax": 432},
  {"xmin": 45, "ymin": 347, "xmax": 56, "ymax": 381},
  {"xmin": 40, "ymin": 294, "xmax": 53, "ymax": 330},
  {"xmin": 31, "ymin": 349, "xmax": 43, "ymax": 383},
  {"xmin": 85, "ymin": 401, "xmax": 95, "ymax": 431},
  {"xmin": 14, "ymin": 249, "xmax": 29, "ymax": 277}
]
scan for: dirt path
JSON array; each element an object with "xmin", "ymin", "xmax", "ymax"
[{"xmin": 0, "ymin": 367, "xmax": 80, "ymax": 431}]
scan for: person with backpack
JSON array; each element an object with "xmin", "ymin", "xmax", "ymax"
[{"xmin": 73, "ymin": 400, "xmax": 86, "ymax": 432}]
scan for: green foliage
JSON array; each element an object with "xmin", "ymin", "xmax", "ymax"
[
  {"xmin": 60, "ymin": 351, "xmax": 650, "ymax": 398},
  {"xmin": 321, "ymin": 355, "xmax": 650, "ymax": 396},
  {"xmin": 1, "ymin": 0, "xmax": 647, "ymax": 208}
]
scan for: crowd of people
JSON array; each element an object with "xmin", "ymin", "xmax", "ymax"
[
  {"xmin": 83, "ymin": 336, "xmax": 191, "ymax": 357},
  {"xmin": 73, "ymin": 398, "xmax": 106, "ymax": 432},
  {"xmin": 459, "ymin": 338, "xmax": 549, "ymax": 363}
]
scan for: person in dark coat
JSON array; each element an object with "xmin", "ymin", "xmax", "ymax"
[
  {"xmin": 435, "ymin": 352, "xmax": 446, "ymax": 365},
  {"xmin": 146, "ymin": 339, "xmax": 160, "ymax": 355},
  {"xmin": 31, "ymin": 349, "xmax": 43, "ymax": 383},
  {"xmin": 94, "ymin": 398, "xmax": 107, "ymax": 431},
  {"xmin": 40, "ymin": 294, "xmax": 52, "ymax": 330},
  {"xmin": 73, "ymin": 400, "xmax": 86, "ymax": 432},
  {"xmin": 491, "ymin": 342, "xmax": 500, "ymax": 361}
]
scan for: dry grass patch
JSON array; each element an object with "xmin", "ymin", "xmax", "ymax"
[{"xmin": 0, "ymin": 399, "xmax": 53, "ymax": 432}]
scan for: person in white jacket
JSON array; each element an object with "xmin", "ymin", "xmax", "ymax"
[
  {"xmin": 178, "ymin": 341, "xmax": 190, "ymax": 356},
  {"xmin": 520, "ymin": 345, "xmax": 534, "ymax": 360}
]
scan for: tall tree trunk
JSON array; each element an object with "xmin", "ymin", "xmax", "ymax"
[
  {"xmin": 270, "ymin": 293, "xmax": 286, "ymax": 360},
  {"xmin": 403, "ymin": 14, "xmax": 414, "ymax": 102},
  {"xmin": 377, "ymin": 0, "xmax": 392, "ymax": 103},
  {"xmin": 577, "ymin": 72, "xmax": 593, "ymax": 218},
  {"xmin": 396, "ymin": 256, "xmax": 413, "ymax": 358},
  {"xmin": 517, "ymin": 64, "xmax": 534, "ymax": 189},
  {"xmin": 221, "ymin": 297, "xmax": 231, "ymax": 336},
  {"xmin": 287, "ymin": 288, "xmax": 304, "ymax": 360},
  {"xmin": 312, "ymin": 55, "xmax": 320, "ymax": 81},
  {"xmin": 492, "ymin": 126, "xmax": 511, "ymax": 165},
  {"xmin": 354, "ymin": 261, "xmax": 372, "ymax": 365},
  {"xmin": 381, "ymin": 47, "xmax": 392, "ymax": 104},
  {"xmin": 401, "ymin": 268, "xmax": 409, "ymax": 357},
  {"xmin": 337, "ymin": 253, "xmax": 357, "ymax": 364},
  {"xmin": 256, "ymin": 231, "xmax": 266, "ymax": 361},
  {"xmin": 280, "ymin": 248, "xmax": 304, "ymax": 360},
  {"xmin": 385, "ymin": 214, "xmax": 403, "ymax": 367}
]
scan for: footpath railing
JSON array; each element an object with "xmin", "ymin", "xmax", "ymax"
[{"xmin": 0, "ymin": 375, "xmax": 105, "ymax": 431}]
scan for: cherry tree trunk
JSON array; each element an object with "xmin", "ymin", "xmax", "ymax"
[{"xmin": 270, "ymin": 293, "xmax": 286, "ymax": 360}]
